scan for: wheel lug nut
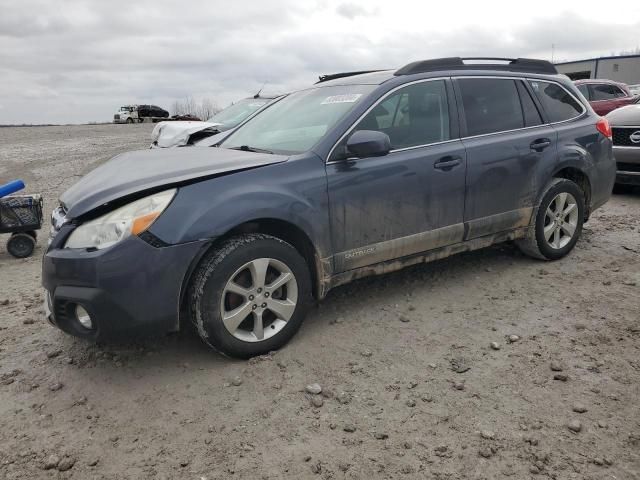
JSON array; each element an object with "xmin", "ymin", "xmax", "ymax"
[
  {"xmin": 261, "ymin": 303, "xmax": 267, "ymax": 308},
  {"xmin": 249, "ymin": 295, "xmax": 254, "ymax": 300},
  {"xmin": 257, "ymin": 288, "xmax": 262, "ymax": 293},
  {"xmin": 252, "ymin": 304, "xmax": 257, "ymax": 310},
  {"xmin": 264, "ymin": 292, "xmax": 270, "ymax": 298}
]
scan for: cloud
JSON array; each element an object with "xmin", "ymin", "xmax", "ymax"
[
  {"xmin": 336, "ymin": 3, "xmax": 375, "ymax": 20},
  {"xmin": 0, "ymin": 0, "xmax": 639, "ymax": 124}
]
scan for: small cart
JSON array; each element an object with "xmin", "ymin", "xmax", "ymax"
[{"xmin": 0, "ymin": 194, "xmax": 43, "ymax": 258}]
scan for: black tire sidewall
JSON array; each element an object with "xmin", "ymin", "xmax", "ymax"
[
  {"xmin": 535, "ymin": 180, "xmax": 584, "ymax": 260},
  {"xmin": 194, "ymin": 237, "xmax": 311, "ymax": 358},
  {"xmin": 7, "ymin": 233, "xmax": 35, "ymax": 258}
]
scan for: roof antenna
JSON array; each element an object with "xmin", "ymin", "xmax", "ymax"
[{"xmin": 254, "ymin": 82, "xmax": 266, "ymax": 98}]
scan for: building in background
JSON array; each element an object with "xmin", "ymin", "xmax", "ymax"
[{"xmin": 555, "ymin": 54, "xmax": 640, "ymax": 84}]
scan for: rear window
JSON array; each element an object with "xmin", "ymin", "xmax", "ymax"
[
  {"xmin": 458, "ymin": 78, "xmax": 524, "ymax": 136},
  {"xmin": 529, "ymin": 81, "xmax": 584, "ymax": 123}
]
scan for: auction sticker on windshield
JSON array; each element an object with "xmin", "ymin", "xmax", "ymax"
[{"xmin": 320, "ymin": 94, "xmax": 363, "ymax": 105}]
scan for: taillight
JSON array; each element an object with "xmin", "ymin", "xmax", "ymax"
[{"xmin": 596, "ymin": 117, "xmax": 612, "ymax": 139}]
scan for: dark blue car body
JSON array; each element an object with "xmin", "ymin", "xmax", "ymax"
[{"xmin": 43, "ymin": 59, "xmax": 616, "ymax": 342}]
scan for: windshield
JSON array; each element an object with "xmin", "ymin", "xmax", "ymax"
[
  {"xmin": 221, "ymin": 85, "xmax": 375, "ymax": 154},
  {"xmin": 207, "ymin": 98, "xmax": 271, "ymax": 130}
]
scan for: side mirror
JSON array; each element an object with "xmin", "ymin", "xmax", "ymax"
[{"xmin": 346, "ymin": 130, "xmax": 391, "ymax": 158}]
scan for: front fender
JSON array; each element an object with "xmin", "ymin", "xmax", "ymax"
[{"xmin": 148, "ymin": 155, "xmax": 331, "ymax": 257}]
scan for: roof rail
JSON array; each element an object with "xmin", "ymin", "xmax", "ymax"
[
  {"xmin": 316, "ymin": 70, "xmax": 384, "ymax": 84},
  {"xmin": 394, "ymin": 57, "xmax": 557, "ymax": 76}
]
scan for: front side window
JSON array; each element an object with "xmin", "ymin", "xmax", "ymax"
[
  {"xmin": 459, "ymin": 78, "xmax": 524, "ymax": 136},
  {"xmin": 339, "ymin": 80, "xmax": 450, "ymax": 156},
  {"xmin": 529, "ymin": 80, "xmax": 584, "ymax": 122},
  {"xmin": 577, "ymin": 84, "xmax": 590, "ymax": 100},
  {"xmin": 207, "ymin": 98, "xmax": 271, "ymax": 130},
  {"xmin": 221, "ymin": 85, "xmax": 374, "ymax": 155}
]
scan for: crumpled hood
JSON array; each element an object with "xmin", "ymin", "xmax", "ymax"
[
  {"xmin": 60, "ymin": 147, "xmax": 288, "ymax": 218},
  {"xmin": 151, "ymin": 121, "xmax": 223, "ymax": 148}
]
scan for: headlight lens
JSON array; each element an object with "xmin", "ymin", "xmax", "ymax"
[{"xmin": 65, "ymin": 189, "xmax": 176, "ymax": 250}]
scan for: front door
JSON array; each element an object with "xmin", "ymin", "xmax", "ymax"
[{"xmin": 326, "ymin": 79, "xmax": 467, "ymax": 272}]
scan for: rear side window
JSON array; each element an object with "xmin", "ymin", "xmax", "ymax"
[
  {"xmin": 458, "ymin": 78, "xmax": 524, "ymax": 136},
  {"xmin": 591, "ymin": 83, "xmax": 626, "ymax": 100},
  {"xmin": 529, "ymin": 81, "xmax": 584, "ymax": 123},
  {"xmin": 516, "ymin": 81, "xmax": 543, "ymax": 127},
  {"xmin": 351, "ymin": 79, "xmax": 450, "ymax": 150}
]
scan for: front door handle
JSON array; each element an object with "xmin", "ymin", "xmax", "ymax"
[
  {"xmin": 530, "ymin": 138, "xmax": 552, "ymax": 151},
  {"xmin": 434, "ymin": 156, "xmax": 462, "ymax": 171}
]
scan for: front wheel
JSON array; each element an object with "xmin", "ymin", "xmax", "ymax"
[
  {"xmin": 189, "ymin": 234, "xmax": 312, "ymax": 358},
  {"xmin": 517, "ymin": 178, "xmax": 585, "ymax": 260}
]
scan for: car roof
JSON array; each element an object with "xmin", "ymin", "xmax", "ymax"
[
  {"xmin": 574, "ymin": 79, "xmax": 627, "ymax": 86},
  {"xmin": 244, "ymin": 94, "xmax": 282, "ymax": 100},
  {"xmin": 316, "ymin": 57, "xmax": 565, "ymax": 87}
]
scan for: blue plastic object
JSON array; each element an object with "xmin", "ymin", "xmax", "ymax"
[{"xmin": 0, "ymin": 180, "xmax": 25, "ymax": 198}]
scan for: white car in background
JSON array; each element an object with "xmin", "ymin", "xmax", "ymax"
[{"xmin": 150, "ymin": 95, "xmax": 281, "ymax": 148}]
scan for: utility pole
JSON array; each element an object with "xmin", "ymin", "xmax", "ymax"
[{"xmin": 551, "ymin": 44, "xmax": 555, "ymax": 64}]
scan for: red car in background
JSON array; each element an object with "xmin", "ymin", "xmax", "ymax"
[{"xmin": 574, "ymin": 79, "xmax": 637, "ymax": 116}]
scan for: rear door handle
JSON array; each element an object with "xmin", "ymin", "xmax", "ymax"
[
  {"xmin": 434, "ymin": 156, "xmax": 462, "ymax": 171},
  {"xmin": 530, "ymin": 138, "xmax": 552, "ymax": 151}
]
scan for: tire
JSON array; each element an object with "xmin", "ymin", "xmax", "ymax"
[
  {"xmin": 126, "ymin": 117, "xmax": 133, "ymax": 124},
  {"xmin": 516, "ymin": 178, "xmax": 585, "ymax": 261},
  {"xmin": 189, "ymin": 234, "xmax": 312, "ymax": 358},
  {"xmin": 7, "ymin": 232, "xmax": 36, "ymax": 258}
]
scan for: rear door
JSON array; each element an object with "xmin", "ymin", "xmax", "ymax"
[
  {"xmin": 455, "ymin": 77, "xmax": 558, "ymax": 238},
  {"xmin": 326, "ymin": 79, "xmax": 467, "ymax": 272}
]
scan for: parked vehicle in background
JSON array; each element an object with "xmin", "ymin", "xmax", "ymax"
[
  {"xmin": 574, "ymin": 79, "xmax": 636, "ymax": 115},
  {"xmin": 113, "ymin": 104, "xmax": 169, "ymax": 124},
  {"xmin": 628, "ymin": 84, "xmax": 640, "ymax": 96},
  {"xmin": 171, "ymin": 114, "xmax": 202, "ymax": 121},
  {"xmin": 113, "ymin": 105, "xmax": 138, "ymax": 124},
  {"xmin": 45, "ymin": 57, "xmax": 615, "ymax": 358},
  {"xmin": 606, "ymin": 103, "xmax": 640, "ymax": 185},
  {"xmin": 150, "ymin": 95, "xmax": 280, "ymax": 148}
]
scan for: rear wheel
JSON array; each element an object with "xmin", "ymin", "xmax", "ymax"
[
  {"xmin": 126, "ymin": 117, "xmax": 133, "ymax": 124},
  {"xmin": 189, "ymin": 234, "xmax": 311, "ymax": 358},
  {"xmin": 517, "ymin": 178, "xmax": 584, "ymax": 260},
  {"xmin": 7, "ymin": 232, "xmax": 36, "ymax": 258}
]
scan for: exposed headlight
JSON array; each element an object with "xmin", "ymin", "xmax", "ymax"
[{"xmin": 64, "ymin": 189, "xmax": 176, "ymax": 250}]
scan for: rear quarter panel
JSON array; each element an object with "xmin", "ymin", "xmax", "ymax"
[{"xmin": 551, "ymin": 115, "xmax": 615, "ymax": 210}]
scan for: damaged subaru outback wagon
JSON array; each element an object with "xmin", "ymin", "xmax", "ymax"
[{"xmin": 44, "ymin": 57, "xmax": 616, "ymax": 358}]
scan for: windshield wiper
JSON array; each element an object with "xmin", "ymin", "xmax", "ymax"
[{"xmin": 229, "ymin": 145, "xmax": 274, "ymax": 154}]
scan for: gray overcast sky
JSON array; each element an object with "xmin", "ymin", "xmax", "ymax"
[{"xmin": 1, "ymin": 0, "xmax": 639, "ymax": 124}]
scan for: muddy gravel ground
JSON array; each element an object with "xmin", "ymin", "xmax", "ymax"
[{"xmin": 0, "ymin": 124, "xmax": 639, "ymax": 480}]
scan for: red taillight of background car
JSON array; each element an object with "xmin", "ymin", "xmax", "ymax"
[{"xmin": 596, "ymin": 117, "xmax": 612, "ymax": 139}]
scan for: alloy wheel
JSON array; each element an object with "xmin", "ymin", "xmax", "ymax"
[
  {"xmin": 543, "ymin": 192, "xmax": 579, "ymax": 249},
  {"xmin": 220, "ymin": 258, "xmax": 298, "ymax": 342}
]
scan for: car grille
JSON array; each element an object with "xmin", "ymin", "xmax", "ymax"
[
  {"xmin": 612, "ymin": 127, "xmax": 640, "ymax": 147},
  {"xmin": 114, "ymin": 114, "xmax": 120, "ymax": 120},
  {"xmin": 617, "ymin": 162, "xmax": 640, "ymax": 172}
]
